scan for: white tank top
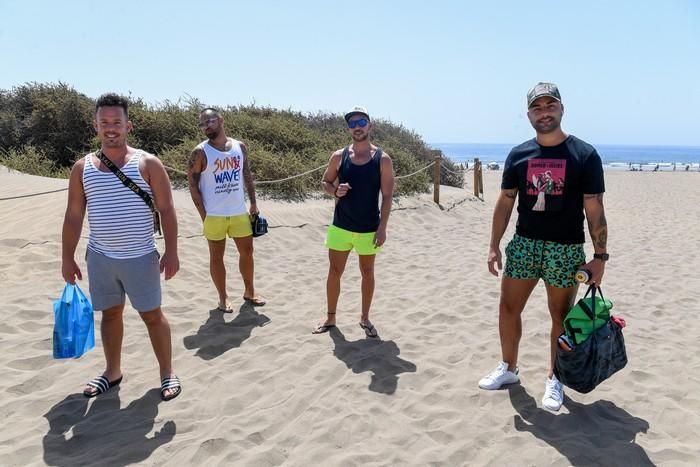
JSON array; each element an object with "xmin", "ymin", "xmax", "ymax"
[
  {"xmin": 83, "ymin": 152, "xmax": 157, "ymax": 259},
  {"xmin": 199, "ymin": 138, "xmax": 248, "ymax": 216}
]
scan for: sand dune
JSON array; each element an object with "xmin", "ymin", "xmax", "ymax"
[{"xmin": 1, "ymin": 165, "xmax": 699, "ymax": 466}]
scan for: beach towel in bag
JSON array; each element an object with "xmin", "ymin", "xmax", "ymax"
[
  {"xmin": 563, "ymin": 284, "xmax": 614, "ymax": 345},
  {"xmin": 53, "ymin": 283, "xmax": 95, "ymax": 359},
  {"xmin": 555, "ymin": 285, "xmax": 627, "ymax": 393}
]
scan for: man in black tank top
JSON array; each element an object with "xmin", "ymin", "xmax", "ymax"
[{"xmin": 312, "ymin": 106, "xmax": 395, "ymax": 338}]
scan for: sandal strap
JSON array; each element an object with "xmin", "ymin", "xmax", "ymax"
[
  {"xmin": 87, "ymin": 375, "xmax": 109, "ymax": 393},
  {"xmin": 161, "ymin": 376, "xmax": 181, "ymax": 390}
]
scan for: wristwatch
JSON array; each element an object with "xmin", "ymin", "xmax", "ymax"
[{"xmin": 593, "ymin": 253, "xmax": 609, "ymax": 261}]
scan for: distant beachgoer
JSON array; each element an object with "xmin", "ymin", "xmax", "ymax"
[
  {"xmin": 187, "ymin": 108, "xmax": 265, "ymax": 312},
  {"xmin": 61, "ymin": 93, "xmax": 182, "ymax": 401},
  {"xmin": 312, "ymin": 106, "xmax": 395, "ymax": 338},
  {"xmin": 481, "ymin": 82, "xmax": 609, "ymax": 412}
]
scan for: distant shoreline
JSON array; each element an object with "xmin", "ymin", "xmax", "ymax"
[{"xmin": 431, "ymin": 142, "xmax": 700, "ymax": 171}]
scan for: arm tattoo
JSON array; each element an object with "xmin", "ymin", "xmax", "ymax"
[
  {"xmin": 586, "ymin": 196, "xmax": 608, "ymax": 250},
  {"xmin": 584, "ymin": 193, "xmax": 604, "ymax": 206},
  {"xmin": 188, "ymin": 171, "xmax": 201, "ymax": 190},
  {"xmin": 504, "ymin": 189, "xmax": 517, "ymax": 199},
  {"xmin": 241, "ymin": 144, "xmax": 256, "ymax": 204},
  {"xmin": 592, "ymin": 212, "xmax": 608, "ymax": 250},
  {"xmin": 187, "ymin": 150, "xmax": 202, "ymax": 190}
]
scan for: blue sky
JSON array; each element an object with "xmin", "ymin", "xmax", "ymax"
[{"xmin": 1, "ymin": 0, "xmax": 698, "ymax": 146}]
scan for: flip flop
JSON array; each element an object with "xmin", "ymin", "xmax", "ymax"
[
  {"xmin": 83, "ymin": 375, "xmax": 123, "ymax": 398},
  {"xmin": 161, "ymin": 375, "xmax": 182, "ymax": 401},
  {"xmin": 216, "ymin": 301, "xmax": 234, "ymax": 313},
  {"xmin": 243, "ymin": 296, "xmax": 267, "ymax": 307},
  {"xmin": 359, "ymin": 321, "xmax": 378, "ymax": 338},
  {"xmin": 312, "ymin": 323, "xmax": 336, "ymax": 334}
]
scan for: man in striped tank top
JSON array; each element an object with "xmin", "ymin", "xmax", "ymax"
[
  {"xmin": 61, "ymin": 93, "xmax": 182, "ymax": 401},
  {"xmin": 313, "ymin": 106, "xmax": 395, "ymax": 338},
  {"xmin": 187, "ymin": 108, "xmax": 265, "ymax": 313}
]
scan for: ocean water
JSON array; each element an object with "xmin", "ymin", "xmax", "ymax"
[{"xmin": 432, "ymin": 142, "xmax": 700, "ymax": 170}]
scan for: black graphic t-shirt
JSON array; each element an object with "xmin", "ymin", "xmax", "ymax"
[{"xmin": 501, "ymin": 135, "xmax": 605, "ymax": 244}]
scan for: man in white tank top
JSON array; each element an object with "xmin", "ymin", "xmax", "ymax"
[
  {"xmin": 61, "ymin": 93, "xmax": 182, "ymax": 401},
  {"xmin": 187, "ymin": 108, "xmax": 265, "ymax": 312}
]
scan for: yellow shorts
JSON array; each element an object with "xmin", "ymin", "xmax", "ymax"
[
  {"xmin": 325, "ymin": 225, "xmax": 382, "ymax": 255},
  {"xmin": 203, "ymin": 214, "xmax": 252, "ymax": 240}
]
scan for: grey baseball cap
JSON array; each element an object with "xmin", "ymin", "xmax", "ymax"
[
  {"xmin": 527, "ymin": 82, "xmax": 562, "ymax": 107},
  {"xmin": 344, "ymin": 105, "xmax": 370, "ymax": 122}
]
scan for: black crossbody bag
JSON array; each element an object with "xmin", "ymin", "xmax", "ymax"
[{"xmin": 95, "ymin": 151, "xmax": 162, "ymax": 235}]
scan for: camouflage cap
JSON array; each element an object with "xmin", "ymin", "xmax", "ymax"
[{"xmin": 527, "ymin": 82, "xmax": 562, "ymax": 107}]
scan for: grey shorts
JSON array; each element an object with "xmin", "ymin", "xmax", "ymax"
[{"xmin": 86, "ymin": 249, "xmax": 161, "ymax": 312}]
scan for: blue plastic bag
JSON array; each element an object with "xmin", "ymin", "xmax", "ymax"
[{"xmin": 53, "ymin": 283, "xmax": 95, "ymax": 359}]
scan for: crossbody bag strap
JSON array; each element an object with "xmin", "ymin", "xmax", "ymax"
[{"xmin": 95, "ymin": 151, "xmax": 161, "ymax": 235}]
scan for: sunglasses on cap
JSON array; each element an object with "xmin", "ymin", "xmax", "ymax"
[
  {"xmin": 348, "ymin": 118, "xmax": 369, "ymax": 129},
  {"xmin": 198, "ymin": 117, "xmax": 218, "ymax": 129}
]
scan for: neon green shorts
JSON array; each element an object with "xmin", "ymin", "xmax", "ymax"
[
  {"xmin": 203, "ymin": 214, "xmax": 252, "ymax": 240},
  {"xmin": 325, "ymin": 225, "xmax": 382, "ymax": 255}
]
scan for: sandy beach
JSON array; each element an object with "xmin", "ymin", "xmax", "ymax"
[{"xmin": 1, "ymin": 166, "xmax": 699, "ymax": 466}]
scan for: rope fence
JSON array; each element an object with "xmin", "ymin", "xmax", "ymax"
[
  {"xmin": 394, "ymin": 161, "xmax": 435, "ymax": 180},
  {"xmin": 254, "ymin": 165, "xmax": 326, "ymax": 185},
  {"xmin": 0, "ymin": 187, "xmax": 68, "ymax": 201},
  {"xmin": 1, "ymin": 156, "xmax": 484, "ymax": 203},
  {"xmin": 440, "ymin": 164, "xmax": 474, "ymax": 176}
]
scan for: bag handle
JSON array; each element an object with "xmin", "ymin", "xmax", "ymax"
[
  {"xmin": 61, "ymin": 282, "xmax": 76, "ymax": 304},
  {"xmin": 580, "ymin": 284, "xmax": 608, "ymax": 332}
]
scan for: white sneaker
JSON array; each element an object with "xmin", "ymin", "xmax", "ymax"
[
  {"xmin": 542, "ymin": 375, "xmax": 564, "ymax": 411},
  {"xmin": 478, "ymin": 361, "xmax": 520, "ymax": 390}
]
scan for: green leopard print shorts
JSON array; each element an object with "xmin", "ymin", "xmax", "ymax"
[{"xmin": 504, "ymin": 234, "xmax": 585, "ymax": 288}]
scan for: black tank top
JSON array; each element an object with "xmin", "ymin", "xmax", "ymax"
[{"xmin": 332, "ymin": 146, "xmax": 382, "ymax": 233}]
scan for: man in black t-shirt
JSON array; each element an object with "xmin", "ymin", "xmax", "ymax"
[{"xmin": 478, "ymin": 83, "xmax": 610, "ymax": 412}]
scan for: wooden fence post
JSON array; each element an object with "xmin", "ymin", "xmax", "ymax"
[
  {"xmin": 477, "ymin": 160, "xmax": 484, "ymax": 198},
  {"xmin": 473, "ymin": 158, "xmax": 480, "ymax": 197},
  {"xmin": 433, "ymin": 153, "xmax": 441, "ymax": 204}
]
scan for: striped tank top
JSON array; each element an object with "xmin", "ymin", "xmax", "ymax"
[{"xmin": 83, "ymin": 152, "xmax": 157, "ymax": 259}]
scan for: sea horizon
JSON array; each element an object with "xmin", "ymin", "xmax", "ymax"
[{"xmin": 431, "ymin": 142, "xmax": 700, "ymax": 170}]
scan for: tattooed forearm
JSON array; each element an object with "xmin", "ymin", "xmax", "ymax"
[
  {"xmin": 243, "ymin": 168, "xmax": 256, "ymax": 204},
  {"xmin": 584, "ymin": 192, "xmax": 607, "ymax": 251},
  {"xmin": 588, "ymin": 211, "xmax": 608, "ymax": 251},
  {"xmin": 592, "ymin": 224, "xmax": 607, "ymax": 250}
]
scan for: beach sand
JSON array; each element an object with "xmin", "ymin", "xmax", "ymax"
[{"xmin": 1, "ymin": 166, "xmax": 699, "ymax": 466}]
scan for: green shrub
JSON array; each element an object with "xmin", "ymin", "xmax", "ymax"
[
  {"xmin": 0, "ymin": 146, "xmax": 70, "ymax": 178},
  {"xmin": 0, "ymin": 82, "xmax": 463, "ymax": 199},
  {"xmin": 0, "ymin": 82, "xmax": 94, "ymax": 166}
]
